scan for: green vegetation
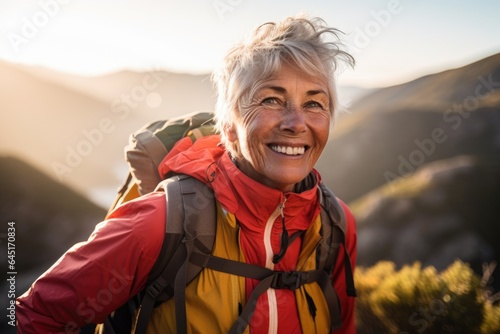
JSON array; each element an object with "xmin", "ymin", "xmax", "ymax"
[{"xmin": 355, "ymin": 260, "xmax": 500, "ymax": 333}]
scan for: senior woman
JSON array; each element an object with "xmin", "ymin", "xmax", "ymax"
[{"xmin": 17, "ymin": 15, "xmax": 357, "ymax": 333}]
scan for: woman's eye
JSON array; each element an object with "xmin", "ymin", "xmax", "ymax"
[
  {"xmin": 305, "ymin": 101, "xmax": 325, "ymax": 109},
  {"xmin": 261, "ymin": 97, "xmax": 281, "ymax": 105}
]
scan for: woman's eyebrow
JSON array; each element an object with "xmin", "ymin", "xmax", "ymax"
[
  {"xmin": 306, "ymin": 89, "xmax": 329, "ymax": 97},
  {"xmin": 263, "ymin": 86, "xmax": 328, "ymax": 96},
  {"xmin": 264, "ymin": 86, "xmax": 287, "ymax": 94}
]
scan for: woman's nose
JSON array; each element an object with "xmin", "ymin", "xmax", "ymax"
[{"xmin": 279, "ymin": 106, "xmax": 307, "ymax": 134}]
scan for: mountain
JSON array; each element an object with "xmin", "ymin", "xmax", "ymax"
[
  {"xmin": 0, "ymin": 156, "xmax": 106, "ymax": 331},
  {"xmin": 351, "ymin": 155, "xmax": 500, "ymax": 289},
  {"xmin": 25, "ymin": 64, "xmax": 216, "ymax": 113},
  {"xmin": 336, "ymin": 85, "xmax": 375, "ymax": 109},
  {"xmin": 342, "ymin": 53, "xmax": 500, "ymax": 114},
  {"xmin": 317, "ymin": 53, "xmax": 500, "ymax": 203}
]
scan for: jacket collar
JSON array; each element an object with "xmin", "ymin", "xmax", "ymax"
[
  {"xmin": 211, "ymin": 145, "xmax": 322, "ymax": 232},
  {"xmin": 159, "ymin": 135, "xmax": 322, "ymax": 230}
]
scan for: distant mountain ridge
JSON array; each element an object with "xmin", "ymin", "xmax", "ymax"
[
  {"xmin": 348, "ymin": 52, "xmax": 500, "ymax": 114},
  {"xmin": 23, "ymin": 64, "xmax": 216, "ymax": 112},
  {"xmin": 317, "ymin": 52, "xmax": 500, "ymax": 203}
]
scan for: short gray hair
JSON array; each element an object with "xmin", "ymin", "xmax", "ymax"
[{"xmin": 211, "ymin": 15, "xmax": 354, "ymax": 155}]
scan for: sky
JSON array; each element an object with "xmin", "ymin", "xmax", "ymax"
[{"xmin": 1, "ymin": 0, "xmax": 500, "ymax": 88}]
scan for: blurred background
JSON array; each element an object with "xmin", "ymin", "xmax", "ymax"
[{"xmin": 1, "ymin": 0, "xmax": 499, "ymax": 332}]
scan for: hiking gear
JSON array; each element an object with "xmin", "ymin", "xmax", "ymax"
[
  {"xmin": 102, "ymin": 173, "xmax": 354, "ymax": 334},
  {"xmin": 131, "ymin": 175, "xmax": 354, "ymax": 334}
]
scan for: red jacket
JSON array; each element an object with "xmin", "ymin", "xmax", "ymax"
[{"xmin": 17, "ymin": 135, "xmax": 357, "ymax": 333}]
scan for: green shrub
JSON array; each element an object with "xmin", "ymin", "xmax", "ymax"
[
  {"xmin": 482, "ymin": 301, "xmax": 500, "ymax": 334},
  {"xmin": 354, "ymin": 260, "xmax": 497, "ymax": 334},
  {"xmin": 354, "ymin": 262, "xmax": 396, "ymax": 333}
]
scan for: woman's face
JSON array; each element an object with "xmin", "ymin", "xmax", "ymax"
[{"xmin": 227, "ymin": 64, "xmax": 332, "ymax": 192}]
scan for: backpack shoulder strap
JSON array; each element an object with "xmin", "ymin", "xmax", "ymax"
[
  {"xmin": 133, "ymin": 174, "xmax": 217, "ymax": 334},
  {"xmin": 318, "ymin": 182, "xmax": 357, "ymax": 297}
]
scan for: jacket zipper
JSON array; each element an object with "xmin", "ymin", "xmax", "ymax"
[{"xmin": 263, "ymin": 197, "xmax": 286, "ymax": 334}]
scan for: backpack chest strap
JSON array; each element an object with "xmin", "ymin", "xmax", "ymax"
[{"xmin": 190, "ymin": 252, "xmax": 342, "ymax": 333}]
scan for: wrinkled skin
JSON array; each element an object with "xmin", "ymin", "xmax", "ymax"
[{"xmin": 227, "ymin": 64, "xmax": 332, "ymax": 192}]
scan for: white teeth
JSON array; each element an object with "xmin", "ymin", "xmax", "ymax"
[{"xmin": 271, "ymin": 145, "xmax": 305, "ymax": 155}]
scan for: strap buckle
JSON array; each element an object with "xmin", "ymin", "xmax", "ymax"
[
  {"xmin": 271, "ymin": 271, "xmax": 307, "ymax": 290},
  {"xmin": 146, "ymin": 278, "xmax": 166, "ymax": 299}
]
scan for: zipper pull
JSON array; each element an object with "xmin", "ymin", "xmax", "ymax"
[
  {"xmin": 273, "ymin": 198, "xmax": 289, "ymax": 264},
  {"xmin": 280, "ymin": 197, "xmax": 286, "ymax": 218}
]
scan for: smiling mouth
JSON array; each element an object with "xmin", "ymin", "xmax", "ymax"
[{"xmin": 270, "ymin": 145, "xmax": 306, "ymax": 155}]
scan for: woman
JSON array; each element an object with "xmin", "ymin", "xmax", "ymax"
[{"xmin": 17, "ymin": 15, "xmax": 357, "ymax": 333}]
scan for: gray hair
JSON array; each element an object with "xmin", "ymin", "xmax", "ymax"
[{"xmin": 211, "ymin": 15, "xmax": 354, "ymax": 155}]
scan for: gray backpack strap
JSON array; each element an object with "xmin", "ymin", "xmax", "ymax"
[
  {"xmin": 169, "ymin": 175, "xmax": 216, "ymax": 334},
  {"xmin": 318, "ymin": 182, "xmax": 356, "ymax": 297},
  {"xmin": 133, "ymin": 175, "xmax": 216, "ymax": 334},
  {"xmin": 317, "ymin": 182, "xmax": 345, "ymax": 272}
]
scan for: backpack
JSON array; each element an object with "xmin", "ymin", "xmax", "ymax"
[
  {"xmin": 106, "ymin": 111, "xmax": 216, "ymax": 216},
  {"xmin": 99, "ymin": 111, "xmax": 356, "ymax": 334}
]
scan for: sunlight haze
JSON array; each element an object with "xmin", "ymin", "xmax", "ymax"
[{"xmin": 1, "ymin": 0, "xmax": 499, "ymax": 88}]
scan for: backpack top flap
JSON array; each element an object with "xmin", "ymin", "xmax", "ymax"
[{"xmin": 125, "ymin": 112, "xmax": 214, "ymax": 195}]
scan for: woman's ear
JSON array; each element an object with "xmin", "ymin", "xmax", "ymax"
[{"xmin": 226, "ymin": 123, "xmax": 238, "ymax": 143}]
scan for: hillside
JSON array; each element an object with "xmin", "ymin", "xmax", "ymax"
[
  {"xmin": 351, "ymin": 155, "xmax": 500, "ymax": 289},
  {"xmin": 0, "ymin": 155, "xmax": 105, "ymax": 270},
  {"xmin": 317, "ymin": 52, "xmax": 500, "ymax": 202},
  {"xmin": 344, "ymin": 52, "xmax": 500, "ymax": 115},
  {"xmin": 0, "ymin": 156, "xmax": 105, "ymax": 324}
]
